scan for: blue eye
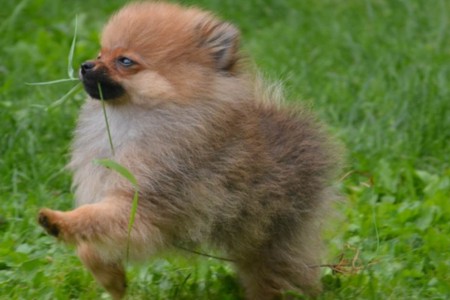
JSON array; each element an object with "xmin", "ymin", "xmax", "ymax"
[{"xmin": 117, "ymin": 56, "xmax": 134, "ymax": 67}]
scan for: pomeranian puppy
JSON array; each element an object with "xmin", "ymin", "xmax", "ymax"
[{"xmin": 38, "ymin": 2, "xmax": 340, "ymax": 299}]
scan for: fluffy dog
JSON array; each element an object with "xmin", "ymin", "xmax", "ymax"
[{"xmin": 38, "ymin": 2, "xmax": 340, "ymax": 299}]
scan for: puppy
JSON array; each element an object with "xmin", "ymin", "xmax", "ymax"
[{"xmin": 38, "ymin": 2, "xmax": 340, "ymax": 299}]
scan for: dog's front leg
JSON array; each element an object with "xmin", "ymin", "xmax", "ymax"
[
  {"xmin": 77, "ymin": 242, "xmax": 127, "ymax": 300},
  {"xmin": 38, "ymin": 197, "xmax": 165, "ymax": 299},
  {"xmin": 38, "ymin": 200, "xmax": 128, "ymax": 244}
]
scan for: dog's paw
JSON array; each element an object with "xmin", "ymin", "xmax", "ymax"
[{"xmin": 38, "ymin": 208, "xmax": 61, "ymax": 238}]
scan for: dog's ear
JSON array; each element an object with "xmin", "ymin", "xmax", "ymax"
[{"xmin": 198, "ymin": 20, "xmax": 240, "ymax": 72}]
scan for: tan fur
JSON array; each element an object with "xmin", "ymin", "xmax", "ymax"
[{"xmin": 38, "ymin": 2, "xmax": 340, "ymax": 299}]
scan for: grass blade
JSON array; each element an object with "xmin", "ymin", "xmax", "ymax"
[
  {"xmin": 97, "ymin": 83, "xmax": 115, "ymax": 156},
  {"xmin": 67, "ymin": 15, "xmax": 78, "ymax": 79},
  {"xmin": 127, "ymin": 190, "xmax": 139, "ymax": 260},
  {"xmin": 46, "ymin": 83, "xmax": 82, "ymax": 110},
  {"xmin": 94, "ymin": 158, "xmax": 140, "ymax": 261},
  {"xmin": 94, "ymin": 159, "xmax": 138, "ymax": 188},
  {"xmin": 26, "ymin": 78, "xmax": 78, "ymax": 85}
]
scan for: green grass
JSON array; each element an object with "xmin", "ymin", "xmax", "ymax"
[{"xmin": 1, "ymin": 0, "xmax": 449, "ymax": 299}]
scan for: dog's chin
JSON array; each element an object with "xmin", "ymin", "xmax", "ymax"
[
  {"xmin": 80, "ymin": 71, "xmax": 126, "ymax": 101},
  {"xmin": 82, "ymin": 79, "xmax": 126, "ymax": 100}
]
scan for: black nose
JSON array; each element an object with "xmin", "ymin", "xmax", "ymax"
[{"xmin": 80, "ymin": 61, "xmax": 96, "ymax": 75}]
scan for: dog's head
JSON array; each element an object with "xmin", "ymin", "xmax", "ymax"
[{"xmin": 79, "ymin": 2, "xmax": 241, "ymax": 107}]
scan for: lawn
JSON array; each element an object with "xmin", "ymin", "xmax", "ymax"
[{"xmin": 0, "ymin": 0, "xmax": 449, "ymax": 299}]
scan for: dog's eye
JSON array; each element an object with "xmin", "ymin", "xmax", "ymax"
[{"xmin": 117, "ymin": 56, "xmax": 134, "ymax": 67}]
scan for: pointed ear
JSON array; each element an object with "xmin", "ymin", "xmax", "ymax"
[{"xmin": 199, "ymin": 21, "xmax": 240, "ymax": 72}]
